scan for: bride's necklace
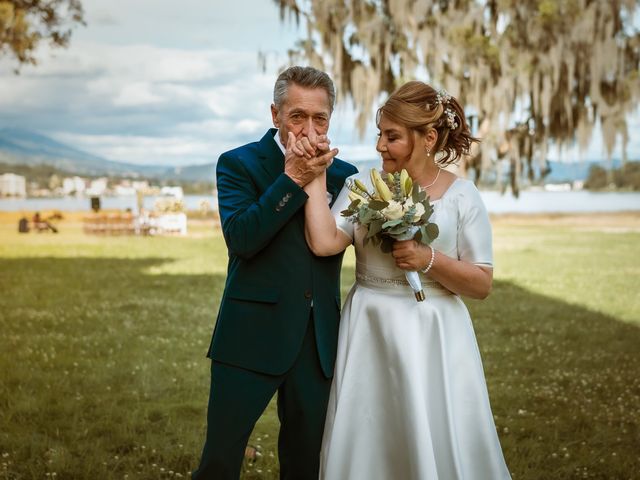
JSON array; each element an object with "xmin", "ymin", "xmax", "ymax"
[{"xmin": 422, "ymin": 168, "xmax": 442, "ymax": 189}]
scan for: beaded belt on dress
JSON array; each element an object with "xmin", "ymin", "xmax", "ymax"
[{"xmin": 355, "ymin": 271, "xmax": 452, "ymax": 295}]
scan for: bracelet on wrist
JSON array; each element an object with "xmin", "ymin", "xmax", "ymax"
[{"xmin": 420, "ymin": 246, "xmax": 436, "ymax": 274}]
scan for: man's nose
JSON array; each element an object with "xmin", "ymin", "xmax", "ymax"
[{"xmin": 306, "ymin": 120, "xmax": 318, "ymax": 143}]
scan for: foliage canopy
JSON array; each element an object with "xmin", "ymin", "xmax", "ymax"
[
  {"xmin": 275, "ymin": 0, "xmax": 640, "ymax": 193},
  {"xmin": 0, "ymin": 0, "xmax": 84, "ymax": 67}
]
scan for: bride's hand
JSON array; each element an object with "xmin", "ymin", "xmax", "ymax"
[{"xmin": 392, "ymin": 240, "xmax": 430, "ymax": 271}]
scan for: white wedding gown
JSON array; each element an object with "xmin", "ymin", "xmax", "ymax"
[{"xmin": 320, "ymin": 173, "xmax": 511, "ymax": 480}]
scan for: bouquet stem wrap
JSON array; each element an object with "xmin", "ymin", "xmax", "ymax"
[{"xmin": 391, "ymin": 226, "xmax": 425, "ymax": 302}]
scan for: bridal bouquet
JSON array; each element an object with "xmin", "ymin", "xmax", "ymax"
[{"xmin": 341, "ymin": 168, "xmax": 439, "ymax": 301}]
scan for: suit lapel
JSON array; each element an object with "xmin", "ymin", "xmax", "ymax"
[{"xmin": 257, "ymin": 129, "xmax": 285, "ymax": 182}]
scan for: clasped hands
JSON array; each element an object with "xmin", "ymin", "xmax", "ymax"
[{"xmin": 285, "ymin": 131, "xmax": 338, "ymax": 187}]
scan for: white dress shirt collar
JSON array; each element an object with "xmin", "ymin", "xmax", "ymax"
[{"xmin": 273, "ymin": 130, "xmax": 286, "ymax": 155}]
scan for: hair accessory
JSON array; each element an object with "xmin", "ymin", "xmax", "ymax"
[
  {"xmin": 435, "ymin": 88, "xmax": 452, "ymax": 106},
  {"xmin": 444, "ymin": 107, "xmax": 459, "ymax": 130},
  {"xmin": 435, "ymin": 88, "xmax": 458, "ymax": 130}
]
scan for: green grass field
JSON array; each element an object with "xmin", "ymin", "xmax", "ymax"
[{"xmin": 1, "ymin": 212, "xmax": 639, "ymax": 479}]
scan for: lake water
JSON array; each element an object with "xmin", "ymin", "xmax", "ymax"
[{"xmin": 0, "ymin": 190, "xmax": 639, "ymax": 214}]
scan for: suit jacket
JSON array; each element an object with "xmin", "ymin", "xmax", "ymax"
[{"xmin": 207, "ymin": 129, "xmax": 358, "ymax": 377}]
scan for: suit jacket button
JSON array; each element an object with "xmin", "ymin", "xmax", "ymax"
[{"xmin": 304, "ymin": 290, "xmax": 312, "ymax": 299}]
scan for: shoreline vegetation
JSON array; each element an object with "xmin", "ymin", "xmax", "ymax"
[
  {"xmin": 1, "ymin": 212, "xmax": 639, "ymax": 479},
  {"xmin": 583, "ymin": 161, "xmax": 640, "ymax": 192},
  {"xmin": 1, "ymin": 161, "xmax": 638, "ymax": 201}
]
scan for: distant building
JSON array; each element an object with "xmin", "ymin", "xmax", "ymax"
[
  {"xmin": 0, "ymin": 173, "xmax": 27, "ymax": 197},
  {"xmin": 114, "ymin": 179, "xmax": 152, "ymax": 196},
  {"xmin": 160, "ymin": 186, "xmax": 184, "ymax": 199},
  {"xmin": 86, "ymin": 177, "xmax": 108, "ymax": 196},
  {"xmin": 114, "ymin": 184, "xmax": 136, "ymax": 196},
  {"xmin": 132, "ymin": 180, "xmax": 150, "ymax": 191},
  {"xmin": 62, "ymin": 176, "xmax": 87, "ymax": 196}
]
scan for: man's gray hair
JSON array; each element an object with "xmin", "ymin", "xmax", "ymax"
[{"xmin": 273, "ymin": 66, "xmax": 336, "ymax": 113}]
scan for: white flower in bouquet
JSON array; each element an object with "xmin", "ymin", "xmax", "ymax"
[{"xmin": 381, "ymin": 200, "xmax": 404, "ymax": 220}]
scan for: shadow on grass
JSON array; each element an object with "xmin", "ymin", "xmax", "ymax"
[
  {"xmin": 0, "ymin": 259, "xmax": 638, "ymax": 479},
  {"xmin": 0, "ymin": 256, "xmax": 226, "ymax": 479},
  {"xmin": 468, "ymin": 279, "xmax": 640, "ymax": 478}
]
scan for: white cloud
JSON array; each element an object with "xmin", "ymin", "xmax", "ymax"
[
  {"xmin": 113, "ymin": 82, "xmax": 164, "ymax": 107},
  {"xmin": 0, "ymin": 38, "xmax": 291, "ymax": 165},
  {"xmin": 52, "ymin": 131, "xmax": 226, "ymax": 166},
  {"xmin": 0, "ymin": 0, "xmax": 305, "ymax": 166}
]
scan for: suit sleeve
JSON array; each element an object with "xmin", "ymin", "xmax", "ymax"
[{"xmin": 217, "ymin": 152, "xmax": 308, "ymax": 259}]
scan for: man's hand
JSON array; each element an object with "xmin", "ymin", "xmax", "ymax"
[{"xmin": 285, "ymin": 132, "xmax": 338, "ymax": 187}]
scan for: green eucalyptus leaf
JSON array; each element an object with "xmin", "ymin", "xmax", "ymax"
[
  {"xmin": 367, "ymin": 219, "xmax": 384, "ymax": 238},
  {"xmin": 360, "ymin": 209, "xmax": 375, "ymax": 223},
  {"xmin": 348, "ymin": 199, "xmax": 361, "ymax": 209},
  {"xmin": 388, "ymin": 226, "xmax": 409, "ymax": 236},
  {"xmin": 380, "ymin": 236, "xmax": 394, "ymax": 253},
  {"xmin": 381, "ymin": 218, "xmax": 403, "ymax": 229},
  {"xmin": 419, "ymin": 225, "xmax": 431, "ymax": 245},
  {"xmin": 368, "ymin": 200, "xmax": 389, "ymax": 211},
  {"xmin": 425, "ymin": 222, "xmax": 440, "ymax": 241},
  {"xmin": 412, "ymin": 183, "xmax": 421, "ymax": 203}
]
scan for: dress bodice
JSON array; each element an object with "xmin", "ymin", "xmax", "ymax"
[{"xmin": 333, "ymin": 172, "xmax": 493, "ymax": 285}]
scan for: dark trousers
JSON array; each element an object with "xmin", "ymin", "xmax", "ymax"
[{"xmin": 192, "ymin": 314, "xmax": 331, "ymax": 480}]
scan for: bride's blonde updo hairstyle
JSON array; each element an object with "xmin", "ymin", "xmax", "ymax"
[{"xmin": 376, "ymin": 81, "xmax": 478, "ymax": 166}]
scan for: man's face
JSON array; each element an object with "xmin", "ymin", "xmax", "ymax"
[{"xmin": 271, "ymin": 83, "xmax": 332, "ymax": 147}]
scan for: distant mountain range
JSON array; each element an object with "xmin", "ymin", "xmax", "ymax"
[
  {"xmin": 0, "ymin": 127, "xmax": 626, "ymax": 185},
  {"xmin": 0, "ymin": 128, "xmax": 215, "ymax": 182}
]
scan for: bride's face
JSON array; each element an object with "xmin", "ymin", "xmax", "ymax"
[{"xmin": 376, "ymin": 114, "xmax": 423, "ymax": 173}]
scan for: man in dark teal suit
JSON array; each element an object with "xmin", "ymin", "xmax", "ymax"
[{"xmin": 192, "ymin": 66, "xmax": 357, "ymax": 479}]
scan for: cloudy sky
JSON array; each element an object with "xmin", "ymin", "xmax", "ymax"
[{"xmin": 0, "ymin": 0, "xmax": 636, "ymax": 167}]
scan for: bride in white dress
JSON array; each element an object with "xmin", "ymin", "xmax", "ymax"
[{"xmin": 299, "ymin": 81, "xmax": 511, "ymax": 479}]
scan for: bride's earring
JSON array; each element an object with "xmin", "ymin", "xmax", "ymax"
[{"xmin": 425, "ymin": 146, "xmax": 431, "ymax": 158}]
